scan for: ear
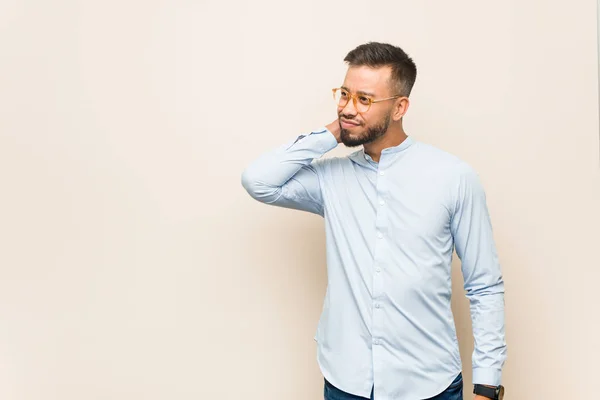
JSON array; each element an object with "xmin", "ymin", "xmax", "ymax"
[{"xmin": 392, "ymin": 97, "xmax": 410, "ymax": 121}]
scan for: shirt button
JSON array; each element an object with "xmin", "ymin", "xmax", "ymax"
[
  {"xmin": 375, "ymin": 303, "xmax": 381, "ymax": 309},
  {"xmin": 379, "ymin": 199, "xmax": 385, "ymax": 205},
  {"xmin": 379, "ymin": 171, "xmax": 385, "ymax": 176},
  {"xmin": 374, "ymin": 339, "xmax": 381, "ymax": 345},
  {"xmin": 377, "ymin": 232, "xmax": 383, "ymax": 239},
  {"xmin": 375, "ymin": 267, "xmax": 381, "ymax": 273}
]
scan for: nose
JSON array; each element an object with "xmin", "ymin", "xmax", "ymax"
[{"xmin": 340, "ymin": 97, "xmax": 358, "ymax": 117}]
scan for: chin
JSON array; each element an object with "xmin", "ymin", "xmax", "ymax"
[
  {"xmin": 341, "ymin": 130, "xmax": 374, "ymax": 147},
  {"xmin": 341, "ymin": 138, "xmax": 368, "ymax": 148}
]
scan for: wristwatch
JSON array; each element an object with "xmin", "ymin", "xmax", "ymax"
[{"xmin": 473, "ymin": 384, "xmax": 505, "ymax": 400}]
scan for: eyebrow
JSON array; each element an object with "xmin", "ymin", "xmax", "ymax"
[{"xmin": 341, "ymin": 86, "xmax": 375, "ymax": 97}]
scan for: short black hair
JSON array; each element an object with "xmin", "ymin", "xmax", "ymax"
[{"xmin": 344, "ymin": 42, "xmax": 417, "ymax": 97}]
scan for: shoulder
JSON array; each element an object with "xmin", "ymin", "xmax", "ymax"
[
  {"xmin": 410, "ymin": 142, "xmax": 487, "ymax": 206},
  {"xmin": 312, "ymin": 149, "xmax": 365, "ymax": 171},
  {"xmin": 411, "ymin": 141, "xmax": 478, "ymax": 178}
]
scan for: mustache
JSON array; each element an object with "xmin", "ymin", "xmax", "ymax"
[{"xmin": 339, "ymin": 115, "xmax": 362, "ymax": 125}]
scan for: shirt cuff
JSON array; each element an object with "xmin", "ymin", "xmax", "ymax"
[
  {"xmin": 309, "ymin": 126, "xmax": 339, "ymax": 152},
  {"xmin": 473, "ymin": 368, "xmax": 502, "ymax": 386}
]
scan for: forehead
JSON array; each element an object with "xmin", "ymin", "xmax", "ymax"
[{"xmin": 342, "ymin": 65, "xmax": 392, "ymax": 95}]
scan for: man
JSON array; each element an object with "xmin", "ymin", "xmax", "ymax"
[{"xmin": 241, "ymin": 42, "xmax": 506, "ymax": 400}]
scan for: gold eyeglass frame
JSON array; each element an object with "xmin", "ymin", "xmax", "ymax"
[{"xmin": 332, "ymin": 88, "xmax": 403, "ymax": 113}]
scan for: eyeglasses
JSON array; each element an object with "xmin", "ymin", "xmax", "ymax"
[{"xmin": 332, "ymin": 88, "xmax": 402, "ymax": 113}]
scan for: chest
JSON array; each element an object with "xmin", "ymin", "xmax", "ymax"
[{"xmin": 322, "ymin": 163, "xmax": 454, "ymax": 242}]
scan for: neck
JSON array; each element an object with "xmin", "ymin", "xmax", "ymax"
[{"xmin": 363, "ymin": 123, "xmax": 408, "ymax": 163}]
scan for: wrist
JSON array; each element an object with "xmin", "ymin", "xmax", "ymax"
[
  {"xmin": 325, "ymin": 120, "xmax": 341, "ymax": 143},
  {"xmin": 473, "ymin": 384, "xmax": 505, "ymax": 400}
]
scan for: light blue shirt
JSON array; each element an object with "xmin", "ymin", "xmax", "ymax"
[{"xmin": 241, "ymin": 127, "xmax": 506, "ymax": 400}]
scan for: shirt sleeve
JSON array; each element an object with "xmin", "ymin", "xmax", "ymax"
[
  {"xmin": 241, "ymin": 127, "xmax": 338, "ymax": 217},
  {"xmin": 450, "ymin": 164, "xmax": 507, "ymax": 386}
]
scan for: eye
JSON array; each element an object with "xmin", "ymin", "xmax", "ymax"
[
  {"xmin": 358, "ymin": 96, "xmax": 371, "ymax": 105},
  {"xmin": 340, "ymin": 90, "xmax": 349, "ymax": 98}
]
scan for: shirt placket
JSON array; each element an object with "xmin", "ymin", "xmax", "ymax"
[{"xmin": 371, "ymin": 157, "xmax": 391, "ymax": 397}]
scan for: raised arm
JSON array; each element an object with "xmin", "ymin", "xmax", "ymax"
[{"xmin": 241, "ymin": 121, "xmax": 340, "ymax": 216}]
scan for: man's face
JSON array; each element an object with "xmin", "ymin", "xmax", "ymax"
[{"xmin": 337, "ymin": 66, "xmax": 396, "ymax": 147}]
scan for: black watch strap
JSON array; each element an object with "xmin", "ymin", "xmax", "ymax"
[{"xmin": 473, "ymin": 384, "xmax": 498, "ymax": 399}]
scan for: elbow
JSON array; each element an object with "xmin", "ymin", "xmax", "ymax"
[
  {"xmin": 241, "ymin": 166, "xmax": 280, "ymax": 203},
  {"xmin": 465, "ymin": 278, "xmax": 505, "ymax": 301},
  {"xmin": 240, "ymin": 167, "xmax": 261, "ymax": 200},
  {"xmin": 240, "ymin": 167, "xmax": 255, "ymax": 195}
]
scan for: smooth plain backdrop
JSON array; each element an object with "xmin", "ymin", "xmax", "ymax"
[{"xmin": 1, "ymin": 1, "xmax": 599, "ymax": 399}]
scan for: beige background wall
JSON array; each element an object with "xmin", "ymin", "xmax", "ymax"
[{"xmin": 1, "ymin": 1, "xmax": 599, "ymax": 399}]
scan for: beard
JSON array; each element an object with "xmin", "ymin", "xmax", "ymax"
[{"xmin": 340, "ymin": 113, "xmax": 391, "ymax": 147}]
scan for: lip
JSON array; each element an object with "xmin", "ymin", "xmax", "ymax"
[{"xmin": 340, "ymin": 119, "xmax": 361, "ymax": 129}]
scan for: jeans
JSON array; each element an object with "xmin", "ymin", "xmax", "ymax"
[{"xmin": 324, "ymin": 372, "xmax": 463, "ymax": 400}]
